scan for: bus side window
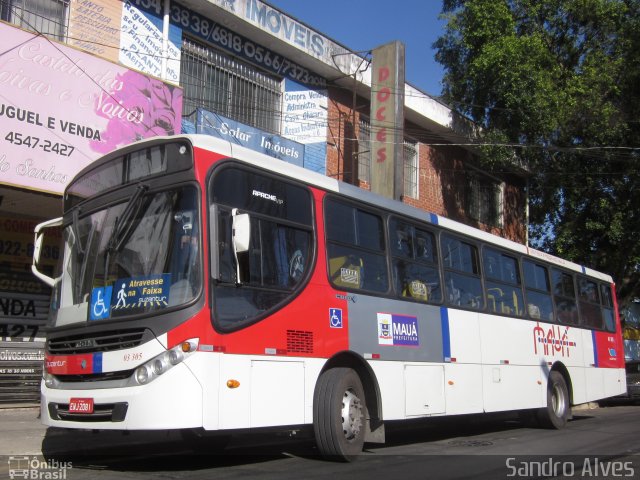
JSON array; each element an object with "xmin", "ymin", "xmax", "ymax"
[
  {"xmin": 523, "ymin": 260, "xmax": 554, "ymax": 321},
  {"xmin": 483, "ymin": 248, "xmax": 524, "ymax": 316},
  {"xmin": 325, "ymin": 198, "xmax": 388, "ymax": 294},
  {"xmin": 578, "ymin": 277, "xmax": 603, "ymax": 329},
  {"xmin": 442, "ymin": 234, "xmax": 483, "ymax": 310},
  {"xmin": 601, "ymin": 284, "xmax": 616, "ymax": 332},
  {"xmin": 389, "ymin": 218, "xmax": 441, "ymax": 304},
  {"xmin": 552, "ymin": 269, "xmax": 579, "ymax": 325}
]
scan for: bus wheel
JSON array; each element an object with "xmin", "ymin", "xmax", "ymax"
[
  {"xmin": 538, "ymin": 371, "xmax": 570, "ymax": 429},
  {"xmin": 313, "ymin": 367, "xmax": 366, "ymax": 461}
]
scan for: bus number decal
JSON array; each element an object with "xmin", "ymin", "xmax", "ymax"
[{"xmin": 377, "ymin": 313, "xmax": 419, "ymax": 347}]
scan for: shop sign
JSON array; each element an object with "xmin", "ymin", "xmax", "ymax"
[
  {"xmin": 0, "ymin": 23, "xmax": 183, "ymax": 195},
  {"xmin": 370, "ymin": 41, "xmax": 405, "ymax": 200},
  {"xmin": 68, "ymin": 0, "xmax": 122, "ymax": 63},
  {"xmin": 281, "ymin": 80, "xmax": 328, "ymax": 174},
  {"xmin": 128, "ymin": 0, "xmax": 327, "ymax": 88},
  {"xmin": 120, "ymin": 1, "xmax": 182, "ymax": 83},
  {"xmin": 197, "ymin": 109, "xmax": 304, "ymax": 166}
]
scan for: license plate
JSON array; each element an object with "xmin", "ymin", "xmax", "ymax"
[{"xmin": 68, "ymin": 398, "xmax": 94, "ymax": 414}]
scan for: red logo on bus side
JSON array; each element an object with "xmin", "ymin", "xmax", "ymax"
[{"xmin": 532, "ymin": 322, "xmax": 576, "ymax": 357}]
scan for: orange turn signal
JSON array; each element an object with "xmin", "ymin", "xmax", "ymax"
[{"xmin": 226, "ymin": 379, "xmax": 240, "ymax": 389}]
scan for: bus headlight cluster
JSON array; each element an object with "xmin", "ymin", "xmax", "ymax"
[
  {"xmin": 43, "ymin": 370, "xmax": 59, "ymax": 389},
  {"xmin": 132, "ymin": 339, "xmax": 198, "ymax": 386}
]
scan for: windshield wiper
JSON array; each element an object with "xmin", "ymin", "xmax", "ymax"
[
  {"xmin": 71, "ymin": 208, "xmax": 85, "ymax": 257},
  {"xmin": 104, "ymin": 184, "xmax": 148, "ymax": 285},
  {"xmin": 70, "ymin": 208, "xmax": 99, "ymax": 301},
  {"xmin": 107, "ymin": 184, "xmax": 148, "ymax": 253}
]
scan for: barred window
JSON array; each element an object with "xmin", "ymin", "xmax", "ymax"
[
  {"xmin": 1, "ymin": 0, "xmax": 68, "ymax": 40},
  {"xmin": 466, "ymin": 171, "xmax": 503, "ymax": 228},
  {"xmin": 180, "ymin": 38, "xmax": 282, "ymax": 134},
  {"xmin": 403, "ymin": 140, "xmax": 418, "ymax": 199},
  {"xmin": 357, "ymin": 118, "xmax": 371, "ymax": 183}
]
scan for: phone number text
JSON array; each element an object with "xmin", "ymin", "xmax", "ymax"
[{"xmin": 5, "ymin": 132, "xmax": 75, "ymax": 157}]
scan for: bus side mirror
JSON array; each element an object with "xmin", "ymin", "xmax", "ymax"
[
  {"xmin": 32, "ymin": 216, "xmax": 63, "ymax": 287},
  {"xmin": 232, "ymin": 211, "xmax": 250, "ymax": 254},
  {"xmin": 232, "ymin": 209, "xmax": 251, "ymax": 284}
]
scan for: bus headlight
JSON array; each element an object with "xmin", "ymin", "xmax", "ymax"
[
  {"xmin": 131, "ymin": 338, "xmax": 198, "ymax": 386},
  {"xmin": 135, "ymin": 365, "xmax": 151, "ymax": 385},
  {"xmin": 152, "ymin": 357, "xmax": 168, "ymax": 376},
  {"xmin": 168, "ymin": 349, "xmax": 183, "ymax": 365},
  {"xmin": 43, "ymin": 371, "xmax": 58, "ymax": 389}
]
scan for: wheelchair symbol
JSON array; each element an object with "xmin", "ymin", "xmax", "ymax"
[
  {"xmin": 329, "ymin": 308, "xmax": 342, "ymax": 328},
  {"xmin": 90, "ymin": 286, "xmax": 112, "ymax": 320},
  {"xmin": 93, "ymin": 290, "xmax": 107, "ymax": 317}
]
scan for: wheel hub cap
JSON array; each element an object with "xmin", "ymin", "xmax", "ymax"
[{"xmin": 341, "ymin": 388, "xmax": 363, "ymax": 440}]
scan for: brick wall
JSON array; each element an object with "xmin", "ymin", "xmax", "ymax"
[{"xmin": 326, "ymin": 88, "xmax": 527, "ymax": 244}]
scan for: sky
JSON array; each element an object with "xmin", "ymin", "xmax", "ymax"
[{"xmin": 266, "ymin": 0, "xmax": 447, "ymax": 97}]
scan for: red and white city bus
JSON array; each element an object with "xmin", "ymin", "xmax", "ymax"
[{"xmin": 33, "ymin": 135, "xmax": 626, "ymax": 460}]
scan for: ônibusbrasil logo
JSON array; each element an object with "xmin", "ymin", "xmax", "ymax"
[{"xmin": 8, "ymin": 456, "xmax": 72, "ymax": 479}]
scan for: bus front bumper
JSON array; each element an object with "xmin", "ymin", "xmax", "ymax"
[{"xmin": 41, "ymin": 362, "xmax": 203, "ymax": 430}]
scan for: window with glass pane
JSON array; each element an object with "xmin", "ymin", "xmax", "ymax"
[
  {"xmin": 210, "ymin": 167, "xmax": 313, "ymax": 331},
  {"xmin": 357, "ymin": 118, "xmax": 371, "ymax": 183},
  {"xmin": 552, "ymin": 269, "xmax": 579, "ymax": 325},
  {"xmin": 441, "ymin": 235, "xmax": 483, "ymax": 310},
  {"xmin": 578, "ymin": 277, "xmax": 603, "ymax": 329},
  {"xmin": 523, "ymin": 260, "xmax": 554, "ymax": 321},
  {"xmin": 325, "ymin": 198, "xmax": 388, "ymax": 293},
  {"xmin": 483, "ymin": 248, "xmax": 523, "ymax": 316},
  {"xmin": 600, "ymin": 284, "xmax": 616, "ymax": 332},
  {"xmin": 390, "ymin": 218, "xmax": 441, "ymax": 304},
  {"xmin": 442, "ymin": 236, "xmax": 479, "ymax": 274},
  {"xmin": 180, "ymin": 38, "xmax": 282, "ymax": 133},
  {"xmin": 403, "ymin": 141, "xmax": 418, "ymax": 199},
  {"xmin": 466, "ymin": 172, "xmax": 503, "ymax": 228},
  {"xmin": 2, "ymin": 0, "xmax": 67, "ymax": 40}
]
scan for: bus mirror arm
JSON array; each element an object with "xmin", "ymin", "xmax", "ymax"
[
  {"xmin": 32, "ymin": 216, "xmax": 63, "ymax": 287},
  {"xmin": 232, "ymin": 209, "xmax": 251, "ymax": 284}
]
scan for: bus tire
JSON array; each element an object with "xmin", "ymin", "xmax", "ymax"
[
  {"xmin": 537, "ymin": 371, "xmax": 570, "ymax": 429},
  {"xmin": 313, "ymin": 367, "xmax": 366, "ymax": 461}
]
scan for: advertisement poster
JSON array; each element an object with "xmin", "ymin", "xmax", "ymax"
[
  {"xmin": 68, "ymin": 0, "xmax": 122, "ymax": 63},
  {"xmin": 0, "ymin": 23, "xmax": 183, "ymax": 195},
  {"xmin": 120, "ymin": 1, "xmax": 182, "ymax": 84},
  {"xmin": 282, "ymin": 79, "xmax": 327, "ymax": 173}
]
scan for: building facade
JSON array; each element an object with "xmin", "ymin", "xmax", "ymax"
[{"xmin": 0, "ymin": 0, "xmax": 527, "ymax": 404}]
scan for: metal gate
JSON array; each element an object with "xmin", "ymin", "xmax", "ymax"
[{"xmin": 0, "ymin": 290, "xmax": 49, "ymax": 405}]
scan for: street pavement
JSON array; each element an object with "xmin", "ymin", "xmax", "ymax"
[
  {"xmin": 0, "ymin": 401, "xmax": 606, "ymax": 457},
  {"xmin": 1, "ymin": 407, "xmax": 45, "ymax": 456},
  {"xmin": 0, "ymin": 406, "xmax": 191, "ymax": 458}
]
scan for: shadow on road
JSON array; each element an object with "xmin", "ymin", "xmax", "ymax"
[{"xmin": 39, "ymin": 409, "xmax": 588, "ymax": 471}]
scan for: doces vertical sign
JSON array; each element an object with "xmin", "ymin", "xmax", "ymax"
[{"xmin": 370, "ymin": 41, "xmax": 405, "ymax": 200}]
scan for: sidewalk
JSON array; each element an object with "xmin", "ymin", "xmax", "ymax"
[
  {"xmin": 0, "ymin": 406, "xmax": 186, "ymax": 459},
  {"xmin": 0, "ymin": 407, "xmax": 46, "ymax": 456}
]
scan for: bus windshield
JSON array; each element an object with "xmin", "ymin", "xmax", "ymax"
[{"xmin": 50, "ymin": 185, "xmax": 201, "ymax": 327}]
